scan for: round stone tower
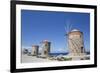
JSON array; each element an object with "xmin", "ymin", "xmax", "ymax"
[
  {"xmin": 68, "ymin": 29, "xmax": 85, "ymax": 56},
  {"xmin": 31, "ymin": 45, "xmax": 39, "ymax": 56},
  {"xmin": 41, "ymin": 40, "xmax": 51, "ymax": 58}
]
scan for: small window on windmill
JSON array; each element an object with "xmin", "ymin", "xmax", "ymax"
[
  {"xmin": 34, "ymin": 51, "xmax": 36, "ymax": 54},
  {"xmin": 80, "ymin": 35, "xmax": 81, "ymax": 38},
  {"xmin": 44, "ymin": 50, "xmax": 47, "ymax": 55},
  {"xmin": 45, "ymin": 44, "xmax": 48, "ymax": 46},
  {"xmin": 81, "ymin": 46, "xmax": 83, "ymax": 53}
]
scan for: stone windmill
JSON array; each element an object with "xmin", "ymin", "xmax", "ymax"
[
  {"xmin": 41, "ymin": 40, "xmax": 51, "ymax": 58},
  {"xmin": 65, "ymin": 22, "xmax": 86, "ymax": 57},
  {"xmin": 68, "ymin": 29, "xmax": 86, "ymax": 56},
  {"xmin": 31, "ymin": 45, "xmax": 39, "ymax": 56}
]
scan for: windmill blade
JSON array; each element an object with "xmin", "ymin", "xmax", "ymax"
[
  {"xmin": 69, "ymin": 23, "xmax": 72, "ymax": 32},
  {"xmin": 64, "ymin": 21, "xmax": 69, "ymax": 35},
  {"xmin": 64, "ymin": 26, "xmax": 67, "ymax": 32},
  {"xmin": 65, "ymin": 20, "xmax": 69, "ymax": 34},
  {"xmin": 68, "ymin": 21, "xmax": 70, "ymax": 32},
  {"xmin": 68, "ymin": 21, "xmax": 71, "ymax": 33},
  {"xmin": 66, "ymin": 21, "xmax": 69, "ymax": 34},
  {"xmin": 66, "ymin": 20, "xmax": 73, "ymax": 33}
]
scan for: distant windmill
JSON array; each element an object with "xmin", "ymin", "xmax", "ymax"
[{"xmin": 40, "ymin": 40, "xmax": 51, "ymax": 58}]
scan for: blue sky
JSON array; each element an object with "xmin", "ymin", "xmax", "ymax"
[{"xmin": 21, "ymin": 10, "xmax": 90, "ymax": 53}]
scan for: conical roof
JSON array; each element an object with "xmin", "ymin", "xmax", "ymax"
[{"xmin": 71, "ymin": 29, "xmax": 80, "ymax": 32}]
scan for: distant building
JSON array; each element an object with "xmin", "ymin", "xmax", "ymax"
[
  {"xmin": 41, "ymin": 40, "xmax": 51, "ymax": 58},
  {"xmin": 68, "ymin": 29, "xmax": 86, "ymax": 56},
  {"xmin": 22, "ymin": 48, "xmax": 28, "ymax": 54},
  {"xmin": 31, "ymin": 45, "xmax": 39, "ymax": 56}
]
